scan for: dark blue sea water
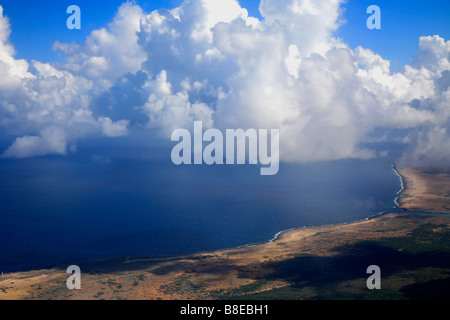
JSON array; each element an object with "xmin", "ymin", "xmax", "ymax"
[{"xmin": 0, "ymin": 145, "xmax": 402, "ymax": 272}]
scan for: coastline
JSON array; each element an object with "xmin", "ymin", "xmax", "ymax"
[
  {"xmin": 268, "ymin": 163, "xmax": 405, "ymax": 245},
  {"xmin": 392, "ymin": 163, "xmax": 405, "ymax": 208},
  {"xmin": 196, "ymin": 164, "xmax": 404, "ymax": 252},
  {"xmin": 270, "ymin": 210, "xmax": 392, "ymax": 244},
  {"xmin": 2, "ymin": 166, "xmax": 450, "ymax": 300},
  {"xmin": 1, "ymin": 162, "xmax": 405, "ymax": 275},
  {"xmin": 3, "ymin": 211, "xmax": 448, "ymax": 300},
  {"xmin": 220, "ymin": 165, "xmax": 450, "ymax": 252}
]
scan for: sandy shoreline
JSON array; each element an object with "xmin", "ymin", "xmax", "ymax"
[
  {"xmin": 397, "ymin": 167, "xmax": 450, "ymax": 213},
  {"xmin": 1, "ymin": 166, "xmax": 450, "ymax": 300}
]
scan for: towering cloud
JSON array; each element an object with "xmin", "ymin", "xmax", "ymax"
[
  {"xmin": 53, "ymin": 2, "xmax": 146, "ymax": 83},
  {"xmin": 0, "ymin": 1, "xmax": 449, "ymax": 166}
]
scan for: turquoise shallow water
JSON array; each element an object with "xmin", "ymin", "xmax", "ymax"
[{"xmin": 0, "ymin": 151, "xmax": 401, "ymax": 272}]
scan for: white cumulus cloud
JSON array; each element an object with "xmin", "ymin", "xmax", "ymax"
[{"xmin": 0, "ymin": 0, "xmax": 449, "ymax": 166}]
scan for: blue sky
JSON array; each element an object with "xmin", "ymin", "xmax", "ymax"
[
  {"xmin": 1, "ymin": 0, "xmax": 449, "ymax": 70},
  {"xmin": 337, "ymin": 0, "xmax": 450, "ymax": 70}
]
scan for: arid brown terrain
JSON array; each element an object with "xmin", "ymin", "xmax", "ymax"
[
  {"xmin": 1, "ymin": 167, "xmax": 450, "ymax": 300},
  {"xmin": 398, "ymin": 167, "xmax": 450, "ymax": 213}
]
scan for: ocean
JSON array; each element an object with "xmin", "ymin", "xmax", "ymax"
[{"xmin": 0, "ymin": 145, "xmax": 402, "ymax": 272}]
